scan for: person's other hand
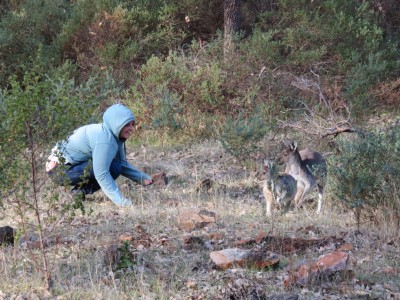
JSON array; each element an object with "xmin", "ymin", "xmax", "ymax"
[{"xmin": 143, "ymin": 179, "xmax": 153, "ymax": 186}]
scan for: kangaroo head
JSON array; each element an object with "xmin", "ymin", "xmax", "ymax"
[
  {"xmin": 277, "ymin": 140, "xmax": 298, "ymax": 164},
  {"xmin": 284, "ymin": 139, "xmax": 297, "ymax": 151},
  {"xmin": 263, "ymin": 158, "xmax": 273, "ymax": 173},
  {"xmin": 263, "ymin": 158, "xmax": 278, "ymax": 178}
]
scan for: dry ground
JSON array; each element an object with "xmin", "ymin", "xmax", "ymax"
[{"xmin": 1, "ymin": 140, "xmax": 399, "ymax": 299}]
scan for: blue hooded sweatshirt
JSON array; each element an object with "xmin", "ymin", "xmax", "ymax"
[{"xmin": 58, "ymin": 104, "xmax": 152, "ymax": 206}]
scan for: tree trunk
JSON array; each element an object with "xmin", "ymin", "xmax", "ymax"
[{"xmin": 224, "ymin": 0, "xmax": 241, "ymax": 59}]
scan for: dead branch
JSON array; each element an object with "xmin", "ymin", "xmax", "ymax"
[
  {"xmin": 277, "ymin": 120, "xmax": 321, "ymax": 138},
  {"xmin": 275, "ymin": 68, "xmax": 360, "ymax": 141},
  {"xmin": 320, "ymin": 122, "xmax": 357, "ymax": 138}
]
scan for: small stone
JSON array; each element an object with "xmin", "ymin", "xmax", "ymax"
[
  {"xmin": 210, "ymin": 248, "xmax": 280, "ymax": 270},
  {"xmin": 284, "ymin": 250, "xmax": 349, "ymax": 288},
  {"xmin": 177, "ymin": 210, "xmax": 217, "ymax": 231}
]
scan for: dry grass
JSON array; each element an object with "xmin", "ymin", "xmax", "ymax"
[{"xmin": 1, "ymin": 139, "xmax": 399, "ymax": 299}]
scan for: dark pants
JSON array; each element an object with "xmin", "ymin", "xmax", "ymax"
[{"xmin": 49, "ymin": 159, "xmax": 122, "ymax": 195}]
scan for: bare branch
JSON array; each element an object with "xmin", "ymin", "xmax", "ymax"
[
  {"xmin": 274, "ymin": 70, "xmax": 358, "ymax": 140},
  {"xmin": 320, "ymin": 124, "xmax": 357, "ymax": 138}
]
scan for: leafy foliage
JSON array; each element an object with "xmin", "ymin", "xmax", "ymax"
[
  {"xmin": 252, "ymin": 0, "xmax": 399, "ymax": 116},
  {"xmin": 0, "ymin": 60, "xmax": 110, "ymax": 286},
  {"xmin": 0, "ymin": 0, "xmax": 70, "ymax": 84},
  {"xmin": 327, "ymin": 125, "xmax": 400, "ymax": 229},
  {"xmin": 116, "ymin": 241, "xmax": 136, "ymax": 270},
  {"xmin": 130, "ymin": 53, "xmax": 226, "ymax": 115},
  {"xmin": 345, "ymin": 48, "xmax": 400, "ymax": 114},
  {"xmin": 218, "ymin": 110, "xmax": 274, "ymax": 162},
  {"xmin": 150, "ymin": 90, "xmax": 183, "ymax": 131}
]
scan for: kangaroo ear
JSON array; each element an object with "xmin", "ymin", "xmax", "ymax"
[
  {"xmin": 264, "ymin": 158, "xmax": 271, "ymax": 165},
  {"xmin": 290, "ymin": 141, "xmax": 298, "ymax": 151}
]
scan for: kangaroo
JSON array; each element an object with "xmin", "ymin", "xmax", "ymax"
[
  {"xmin": 276, "ymin": 140, "xmax": 327, "ymax": 214},
  {"xmin": 263, "ymin": 159, "xmax": 297, "ymax": 216}
]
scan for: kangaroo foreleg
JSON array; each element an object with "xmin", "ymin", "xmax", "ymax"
[{"xmin": 263, "ymin": 186, "xmax": 274, "ymax": 217}]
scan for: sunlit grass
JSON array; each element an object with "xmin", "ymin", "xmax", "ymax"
[{"xmin": 1, "ymin": 140, "xmax": 399, "ymax": 299}]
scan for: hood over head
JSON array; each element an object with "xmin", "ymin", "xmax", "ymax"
[{"xmin": 103, "ymin": 104, "xmax": 135, "ymax": 139}]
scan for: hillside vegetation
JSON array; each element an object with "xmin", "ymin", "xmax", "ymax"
[{"xmin": 0, "ymin": 0, "xmax": 399, "ymax": 298}]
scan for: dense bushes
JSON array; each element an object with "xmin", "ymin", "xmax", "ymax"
[
  {"xmin": 218, "ymin": 109, "xmax": 274, "ymax": 162},
  {"xmin": 1, "ymin": 0, "xmax": 398, "ymax": 119},
  {"xmin": 327, "ymin": 125, "xmax": 400, "ymax": 230},
  {"xmin": 253, "ymin": 0, "xmax": 399, "ymax": 116},
  {"xmin": 0, "ymin": 0, "xmax": 70, "ymax": 84},
  {"xmin": 0, "ymin": 0, "xmax": 223, "ymax": 89},
  {"xmin": 0, "ymin": 0, "xmax": 397, "ymax": 161}
]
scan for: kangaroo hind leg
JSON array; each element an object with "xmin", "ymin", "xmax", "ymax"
[
  {"xmin": 316, "ymin": 184, "xmax": 324, "ymax": 214},
  {"xmin": 294, "ymin": 182, "xmax": 305, "ymax": 210}
]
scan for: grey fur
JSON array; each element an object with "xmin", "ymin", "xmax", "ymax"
[
  {"xmin": 277, "ymin": 140, "xmax": 327, "ymax": 214},
  {"xmin": 263, "ymin": 158, "xmax": 297, "ymax": 216}
]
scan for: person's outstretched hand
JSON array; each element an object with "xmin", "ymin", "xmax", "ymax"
[{"xmin": 143, "ymin": 179, "xmax": 154, "ymax": 186}]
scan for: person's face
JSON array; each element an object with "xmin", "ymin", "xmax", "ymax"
[{"xmin": 119, "ymin": 121, "xmax": 135, "ymax": 140}]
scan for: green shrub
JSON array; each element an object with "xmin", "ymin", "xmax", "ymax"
[
  {"xmin": 327, "ymin": 125, "xmax": 400, "ymax": 230},
  {"xmin": 240, "ymin": 29, "xmax": 283, "ymax": 67},
  {"xmin": 250, "ymin": 0, "xmax": 399, "ymax": 117},
  {"xmin": 116, "ymin": 241, "xmax": 136, "ymax": 270},
  {"xmin": 252, "ymin": 0, "xmax": 389, "ymax": 70},
  {"xmin": 128, "ymin": 52, "xmax": 226, "ymax": 119},
  {"xmin": 150, "ymin": 90, "xmax": 184, "ymax": 131},
  {"xmin": 0, "ymin": 0, "xmax": 70, "ymax": 85},
  {"xmin": 0, "ymin": 58, "xmax": 106, "ymax": 199},
  {"xmin": 218, "ymin": 109, "xmax": 275, "ymax": 162},
  {"xmin": 345, "ymin": 48, "xmax": 400, "ymax": 116},
  {"xmin": 0, "ymin": 59, "xmax": 111, "ymax": 287},
  {"xmin": 57, "ymin": 0, "xmax": 187, "ymax": 81}
]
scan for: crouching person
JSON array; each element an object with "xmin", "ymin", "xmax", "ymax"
[{"xmin": 46, "ymin": 103, "xmax": 153, "ymax": 206}]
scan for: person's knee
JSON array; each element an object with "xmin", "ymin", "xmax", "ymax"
[{"xmin": 110, "ymin": 160, "xmax": 122, "ymax": 179}]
